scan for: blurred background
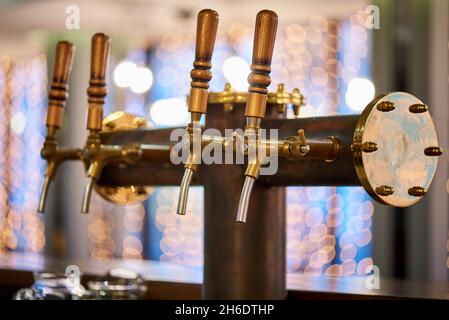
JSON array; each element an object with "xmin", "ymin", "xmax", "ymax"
[{"xmin": 0, "ymin": 0, "xmax": 447, "ymax": 283}]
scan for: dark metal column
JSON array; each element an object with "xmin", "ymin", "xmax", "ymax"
[{"xmin": 202, "ymin": 104, "xmax": 286, "ymax": 299}]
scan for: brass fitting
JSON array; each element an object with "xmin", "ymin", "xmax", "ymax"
[{"xmin": 81, "ymin": 143, "xmax": 143, "ymax": 213}]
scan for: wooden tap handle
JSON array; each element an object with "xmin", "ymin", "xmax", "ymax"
[
  {"xmin": 86, "ymin": 33, "xmax": 110, "ymax": 131},
  {"xmin": 245, "ymin": 10, "xmax": 278, "ymax": 118},
  {"xmin": 46, "ymin": 41, "xmax": 75, "ymax": 128},
  {"xmin": 188, "ymin": 9, "xmax": 219, "ymax": 114}
]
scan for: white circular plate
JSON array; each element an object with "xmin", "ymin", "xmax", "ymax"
[{"xmin": 353, "ymin": 92, "xmax": 440, "ymax": 207}]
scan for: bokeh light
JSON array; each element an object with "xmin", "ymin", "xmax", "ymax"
[
  {"xmin": 0, "ymin": 55, "xmax": 46, "ymax": 256},
  {"xmin": 345, "ymin": 77, "xmax": 375, "ymax": 111},
  {"xmin": 222, "ymin": 56, "xmax": 250, "ymax": 91},
  {"xmin": 149, "ymin": 97, "xmax": 189, "ymax": 126},
  {"xmin": 114, "ymin": 60, "xmax": 153, "ymax": 93},
  {"xmin": 129, "ymin": 67, "xmax": 153, "ymax": 94},
  {"xmin": 114, "ymin": 61, "xmax": 137, "ymax": 88},
  {"xmin": 10, "ymin": 111, "xmax": 26, "ymax": 135}
]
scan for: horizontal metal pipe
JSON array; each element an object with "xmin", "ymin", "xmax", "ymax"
[
  {"xmin": 97, "ymin": 115, "xmax": 360, "ymax": 187},
  {"xmin": 295, "ymin": 138, "xmax": 338, "ymax": 160},
  {"xmin": 140, "ymin": 144, "xmax": 172, "ymax": 162},
  {"xmin": 260, "ymin": 115, "xmax": 360, "ymax": 186}
]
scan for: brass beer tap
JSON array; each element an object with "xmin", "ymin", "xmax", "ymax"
[
  {"xmin": 39, "ymin": 41, "xmax": 83, "ymax": 213},
  {"xmin": 81, "ymin": 33, "xmax": 144, "ymax": 213},
  {"xmin": 236, "ymin": 10, "xmax": 278, "ymax": 223},
  {"xmin": 177, "ymin": 9, "xmax": 219, "ymax": 215},
  {"xmin": 81, "ymin": 33, "xmax": 172, "ymax": 213}
]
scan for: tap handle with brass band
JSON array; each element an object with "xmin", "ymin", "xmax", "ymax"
[
  {"xmin": 81, "ymin": 33, "xmax": 111, "ymax": 214},
  {"xmin": 86, "ymin": 33, "xmax": 110, "ymax": 132},
  {"xmin": 188, "ymin": 9, "xmax": 218, "ymax": 114},
  {"xmin": 237, "ymin": 10, "xmax": 278, "ymax": 223},
  {"xmin": 177, "ymin": 9, "xmax": 219, "ymax": 216},
  {"xmin": 46, "ymin": 41, "xmax": 75, "ymax": 131},
  {"xmin": 39, "ymin": 41, "xmax": 76, "ymax": 213},
  {"xmin": 244, "ymin": 9, "xmax": 278, "ymax": 119}
]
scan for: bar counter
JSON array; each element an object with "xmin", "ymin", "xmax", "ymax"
[{"xmin": 0, "ymin": 253, "xmax": 448, "ymax": 300}]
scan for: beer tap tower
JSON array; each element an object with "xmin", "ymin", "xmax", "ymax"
[{"xmin": 40, "ymin": 9, "xmax": 442, "ymax": 299}]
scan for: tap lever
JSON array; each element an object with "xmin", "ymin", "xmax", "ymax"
[
  {"xmin": 46, "ymin": 41, "xmax": 75, "ymax": 131},
  {"xmin": 81, "ymin": 33, "xmax": 111, "ymax": 214},
  {"xmin": 38, "ymin": 41, "xmax": 76, "ymax": 213},
  {"xmin": 245, "ymin": 10, "xmax": 278, "ymax": 119},
  {"xmin": 237, "ymin": 10, "xmax": 278, "ymax": 223},
  {"xmin": 188, "ymin": 9, "xmax": 219, "ymax": 114},
  {"xmin": 288, "ymin": 129, "xmax": 310, "ymax": 158},
  {"xmin": 177, "ymin": 9, "xmax": 219, "ymax": 216},
  {"xmin": 87, "ymin": 33, "xmax": 110, "ymax": 133}
]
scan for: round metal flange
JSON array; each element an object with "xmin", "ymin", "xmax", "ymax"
[
  {"xmin": 353, "ymin": 92, "xmax": 440, "ymax": 207},
  {"xmin": 95, "ymin": 111, "xmax": 154, "ymax": 205}
]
